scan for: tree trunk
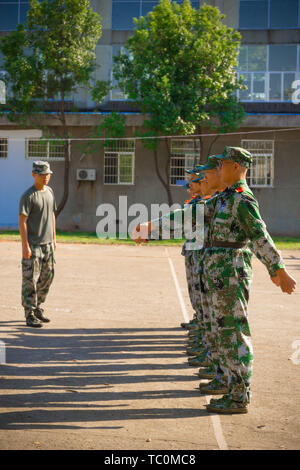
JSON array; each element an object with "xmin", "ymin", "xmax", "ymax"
[
  {"xmin": 56, "ymin": 89, "xmax": 70, "ymax": 217},
  {"xmin": 206, "ymin": 134, "xmax": 220, "ymax": 160},
  {"xmin": 153, "ymin": 146, "xmax": 173, "ymax": 207}
]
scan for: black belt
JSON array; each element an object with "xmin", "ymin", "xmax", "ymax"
[{"xmin": 205, "ymin": 241, "xmax": 247, "ymax": 249}]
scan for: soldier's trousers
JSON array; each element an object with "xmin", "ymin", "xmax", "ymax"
[
  {"xmin": 203, "ymin": 247, "xmax": 254, "ymax": 403},
  {"xmin": 184, "ymin": 251, "xmax": 197, "ymax": 314},
  {"xmin": 22, "ymin": 243, "xmax": 55, "ymax": 318}
]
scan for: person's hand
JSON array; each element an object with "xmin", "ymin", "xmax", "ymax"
[
  {"xmin": 132, "ymin": 222, "xmax": 151, "ymax": 243},
  {"xmin": 276, "ymin": 268, "xmax": 297, "ymax": 294},
  {"xmin": 270, "ymin": 275, "xmax": 280, "ymax": 287},
  {"xmin": 22, "ymin": 244, "xmax": 32, "ymax": 259},
  {"xmin": 53, "ymin": 240, "xmax": 57, "ymax": 251}
]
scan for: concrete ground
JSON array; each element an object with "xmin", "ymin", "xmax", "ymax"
[{"xmin": 0, "ymin": 241, "xmax": 299, "ymax": 450}]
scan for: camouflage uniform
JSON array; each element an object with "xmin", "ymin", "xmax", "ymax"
[
  {"xmin": 22, "ymin": 243, "xmax": 55, "ymax": 318},
  {"xmin": 181, "ymin": 194, "xmax": 203, "ymax": 325},
  {"xmin": 203, "ymin": 157, "xmax": 284, "ymax": 406}
]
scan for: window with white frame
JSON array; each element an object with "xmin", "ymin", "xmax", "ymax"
[
  {"xmin": 239, "ymin": 0, "xmax": 300, "ymax": 29},
  {"xmin": 104, "ymin": 140, "xmax": 135, "ymax": 184},
  {"xmin": 237, "ymin": 44, "xmax": 299, "ymax": 102},
  {"xmin": 170, "ymin": 139, "xmax": 200, "ymax": 186},
  {"xmin": 26, "ymin": 139, "xmax": 65, "ymax": 161},
  {"xmin": 242, "ymin": 140, "xmax": 274, "ymax": 187},
  {"xmin": 0, "ymin": 138, "xmax": 8, "ymax": 158}
]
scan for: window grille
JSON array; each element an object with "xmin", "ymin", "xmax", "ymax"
[
  {"xmin": 0, "ymin": 138, "xmax": 8, "ymax": 158},
  {"xmin": 242, "ymin": 140, "xmax": 274, "ymax": 187},
  {"xmin": 104, "ymin": 139, "xmax": 135, "ymax": 185},
  {"xmin": 26, "ymin": 139, "xmax": 65, "ymax": 161},
  {"xmin": 170, "ymin": 139, "xmax": 200, "ymax": 186}
]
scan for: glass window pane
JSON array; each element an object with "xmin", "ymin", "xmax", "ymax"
[
  {"xmin": 253, "ymin": 73, "xmax": 266, "ymax": 100},
  {"xmin": 238, "ymin": 46, "xmax": 248, "ymax": 71},
  {"xmin": 283, "ymin": 72, "xmax": 296, "ymax": 100},
  {"xmin": 141, "ymin": 2, "xmax": 159, "ymax": 16},
  {"xmin": 269, "ymin": 45, "xmax": 297, "ymax": 71},
  {"xmin": 270, "ymin": 0, "xmax": 298, "ymax": 28},
  {"xmin": 269, "ymin": 73, "xmax": 282, "ymax": 100},
  {"xmin": 112, "ymin": 2, "xmax": 140, "ymax": 30},
  {"xmin": 239, "ymin": 73, "xmax": 252, "ymax": 101},
  {"xmin": 20, "ymin": 3, "xmax": 31, "ymax": 24},
  {"xmin": 0, "ymin": 5, "xmax": 18, "ymax": 30},
  {"xmin": 119, "ymin": 154, "xmax": 133, "ymax": 183},
  {"xmin": 239, "ymin": 1, "xmax": 268, "ymax": 29},
  {"xmin": 248, "ymin": 45, "xmax": 267, "ymax": 71}
]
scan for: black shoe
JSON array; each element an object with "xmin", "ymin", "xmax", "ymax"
[
  {"xmin": 34, "ymin": 308, "xmax": 50, "ymax": 323},
  {"xmin": 26, "ymin": 314, "xmax": 43, "ymax": 328}
]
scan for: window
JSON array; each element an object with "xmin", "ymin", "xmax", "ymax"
[
  {"xmin": 0, "ymin": 138, "xmax": 8, "ymax": 158},
  {"xmin": 242, "ymin": 140, "xmax": 274, "ymax": 187},
  {"xmin": 239, "ymin": 0, "xmax": 300, "ymax": 29},
  {"xmin": 0, "ymin": 1, "xmax": 30, "ymax": 31},
  {"xmin": 237, "ymin": 44, "xmax": 299, "ymax": 102},
  {"xmin": 111, "ymin": 45, "xmax": 128, "ymax": 100},
  {"xmin": 170, "ymin": 139, "xmax": 200, "ymax": 186},
  {"xmin": 112, "ymin": 0, "xmax": 199, "ymax": 31},
  {"xmin": 104, "ymin": 140, "xmax": 135, "ymax": 184},
  {"xmin": 26, "ymin": 139, "xmax": 65, "ymax": 161}
]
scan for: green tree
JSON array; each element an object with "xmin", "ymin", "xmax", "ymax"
[
  {"xmin": 0, "ymin": 0, "xmax": 110, "ymax": 216},
  {"xmin": 113, "ymin": 0, "xmax": 244, "ymax": 204}
]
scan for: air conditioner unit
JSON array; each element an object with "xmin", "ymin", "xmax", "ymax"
[{"xmin": 76, "ymin": 169, "xmax": 96, "ymax": 181}]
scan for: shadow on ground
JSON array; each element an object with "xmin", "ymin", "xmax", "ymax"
[{"xmin": 0, "ymin": 326, "xmax": 207, "ymax": 430}]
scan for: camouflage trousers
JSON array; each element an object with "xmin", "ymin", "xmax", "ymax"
[
  {"xmin": 184, "ymin": 251, "xmax": 197, "ymax": 314},
  {"xmin": 185, "ymin": 251, "xmax": 210, "ymax": 349},
  {"xmin": 22, "ymin": 243, "xmax": 55, "ymax": 318},
  {"xmin": 202, "ymin": 247, "xmax": 254, "ymax": 404}
]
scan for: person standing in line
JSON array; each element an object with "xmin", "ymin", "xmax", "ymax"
[{"xmin": 19, "ymin": 161, "xmax": 57, "ymax": 328}]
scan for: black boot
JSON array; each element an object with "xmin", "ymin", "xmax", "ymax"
[
  {"xmin": 26, "ymin": 313, "xmax": 43, "ymax": 328},
  {"xmin": 34, "ymin": 308, "xmax": 50, "ymax": 323}
]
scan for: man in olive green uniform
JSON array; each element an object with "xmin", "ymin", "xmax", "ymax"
[{"xmin": 19, "ymin": 161, "xmax": 57, "ymax": 327}]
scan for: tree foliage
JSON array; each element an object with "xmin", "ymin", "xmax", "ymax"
[
  {"xmin": 0, "ymin": 0, "xmax": 109, "ymax": 215},
  {"xmin": 114, "ymin": 0, "xmax": 244, "ymax": 139}
]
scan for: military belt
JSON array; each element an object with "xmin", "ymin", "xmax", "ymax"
[{"xmin": 206, "ymin": 241, "xmax": 247, "ymax": 249}]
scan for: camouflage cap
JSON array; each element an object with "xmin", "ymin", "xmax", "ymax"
[
  {"xmin": 32, "ymin": 161, "xmax": 53, "ymax": 175},
  {"xmin": 191, "ymin": 172, "xmax": 206, "ymax": 183},
  {"xmin": 185, "ymin": 167, "xmax": 200, "ymax": 175},
  {"xmin": 197, "ymin": 155, "xmax": 220, "ymax": 171},
  {"xmin": 214, "ymin": 146, "xmax": 252, "ymax": 168}
]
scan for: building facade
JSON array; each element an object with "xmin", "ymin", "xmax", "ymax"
[{"xmin": 0, "ymin": 0, "xmax": 299, "ymax": 235}]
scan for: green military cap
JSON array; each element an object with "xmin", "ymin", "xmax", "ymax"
[
  {"xmin": 197, "ymin": 155, "xmax": 220, "ymax": 171},
  {"xmin": 185, "ymin": 167, "xmax": 200, "ymax": 175},
  {"xmin": 32, "ymin": 161, "xmax": 53, "ymax": 175},
  {"xmin": 191, "ymin": 172, "xmax": 206, "ymax": 183},
  {"xmin": 214, "ymin": 146, "xmax": 252, "ymax": 168},
  {"xmin": 183, "ymin": 181, "xmax": 191, "ymax": 189}
]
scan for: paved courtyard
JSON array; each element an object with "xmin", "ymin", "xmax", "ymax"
[{"xmin": 0, "ymin": 241, "xmax": 299, "ymax": 450}]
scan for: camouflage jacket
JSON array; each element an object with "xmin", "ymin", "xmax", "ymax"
[{"xmin": 206, "ymin": 179, "xmax": 284, "ymax": 276}]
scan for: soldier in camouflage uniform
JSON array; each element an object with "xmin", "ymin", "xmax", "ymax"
[
  {"xmin": 19, "ymin": 161, "xmax": 57, "ymax": 328},
  {"xmin": 202, "ymin": 147, "xmax": 296, "ymax": 414},
  {"xmin": 133, "ymin": 147, "xmax": 296, "ymax": 414},
  {"xmin": 180, "ymin": 169, "xmax": 204, "ymax": 331}
]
